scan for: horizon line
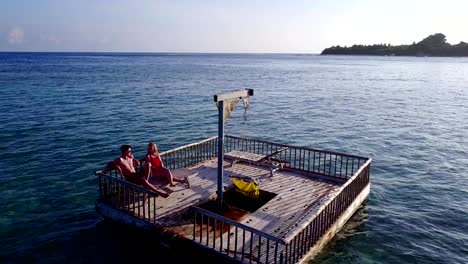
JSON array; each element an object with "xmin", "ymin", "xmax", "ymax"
[{"xmin": 0, "ymin": 51, "xmax": 321, "ymax": 55}]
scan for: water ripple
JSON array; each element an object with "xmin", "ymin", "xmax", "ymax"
[{"xmin": 1, "ymin": 53, "xmax": 468, "ymax": 263}]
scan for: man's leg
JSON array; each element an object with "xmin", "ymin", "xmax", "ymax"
[
  {"xmin": 135, "ymin": 170, "xmax": 169, "ymax": 198},
  {"xmin": 142, "ymin": 180, "xmax": 169, "ymax": 198},
  {"xmin": 141, "ymin": 162, "xmax": 151, "ymax": 181}
]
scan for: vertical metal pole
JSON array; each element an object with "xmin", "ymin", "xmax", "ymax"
[{"xmin": 217, "ymin": 100, "xmax": 224, "ymax": 208}]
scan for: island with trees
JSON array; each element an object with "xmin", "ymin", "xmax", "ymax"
[{"xmin": 321, "ymin": 33, "xmax": 468, "ymax": 56}]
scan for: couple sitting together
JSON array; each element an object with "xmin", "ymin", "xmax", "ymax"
[{"xmin": 103, "ymin": 142, "xmax": 189, "ymax": 198}]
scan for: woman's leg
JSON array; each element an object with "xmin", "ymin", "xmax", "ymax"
[
  {"xmin": 152, "ymin": 167, "xmax": 175, "ymax": 186},
  {"xmin": 153, "ymin": 167, "xmax": 189, "ymax": 188},
  {"xmin": 162, "ymin": 168, "xmax": 176, "ymax": 186}
]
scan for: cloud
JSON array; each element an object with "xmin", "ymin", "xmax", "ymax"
[{"xmin": 8, "ymin": 27, "xmax": 24, "ymax": 44}]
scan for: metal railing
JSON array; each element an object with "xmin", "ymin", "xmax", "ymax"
[
  {"xmin": 96, "ymin": 137, "xmax": 218, "ymax": 224},
  {"xmin": 191, "ymin": 206, "xmax": 286, "ymax": 264},
  {"xmin": 225, "ymin": 135, "xmax": 368, "ymax": 180},
  {"xmin": 160, "ymin": 136, "xmax": 218, "ymax": 170},
  {"xmin": 281, "ymin": 160, "xmax": 371, "ymax": 263},
  {"xmin": 189, "ymin": 160, "xmax": 371, "ymax": 263},
  {"xmin": 97, "ymin": 172, "xmax": 158, "ymax": 224}
]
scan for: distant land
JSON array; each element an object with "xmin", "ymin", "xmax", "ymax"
[{"xmin": 321, "ymin": 33, "xmax": 468, "ymax": 57}]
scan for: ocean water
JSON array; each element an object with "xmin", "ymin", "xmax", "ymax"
[{"xmin": 0, "ymin": 53, "xmax": 467, "ymax": 263}]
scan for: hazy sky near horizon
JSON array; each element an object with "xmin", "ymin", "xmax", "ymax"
[{"xmin": 1, "ymin": 0, "xmax": 467, "ymax": 53}]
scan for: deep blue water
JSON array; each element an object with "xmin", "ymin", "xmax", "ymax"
[{"xmin": 1, "ymin": 53, "xmax": 467, "ymax": 263}]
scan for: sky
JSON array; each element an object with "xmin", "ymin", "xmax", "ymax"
[{"xmin": 1, "ymin": 0, "xmax": 467, "ymax": 53}]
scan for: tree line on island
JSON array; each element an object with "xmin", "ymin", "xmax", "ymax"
[{"xmin": 321, "ymin": 33, "xmax": 468, "ymax": 56}]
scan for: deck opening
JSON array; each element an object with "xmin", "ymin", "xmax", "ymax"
[
  {"xmin": 191, "ymin": 188, "xmax": 278, "ymax": 238},
  {"xmin": 196, "ymin": 187, "xmax": 277, "ymax": 219},
  {"xmin": 223, "ymin": 187, "xmax": 277, "ymax": 213}
]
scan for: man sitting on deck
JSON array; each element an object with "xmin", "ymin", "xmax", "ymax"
[{"xmin": 103, "ymin": 144, "xmax": 169, "ymax": 198}]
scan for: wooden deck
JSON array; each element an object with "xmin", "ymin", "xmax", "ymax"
[
  {"xmin": 96, "ymin": 135, "xmax": 371, "ymax": 263},
  {"xmin": 134, "ymin": 157, "xmax": 343, "ymax": 242}
]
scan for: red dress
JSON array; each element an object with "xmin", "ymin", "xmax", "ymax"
[
  {"xmin": 148, "ymin": 155, "xmax": 167, "ymax": 178},
  {"xmin": 149, "ymin": 155, "xmax": 162, "ymax": 168}
]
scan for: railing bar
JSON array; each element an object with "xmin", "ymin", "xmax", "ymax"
[
  {"xmin": 102, "ymin": 177, "xmax": 106, "ymax": 199},
  {"xmin": 288, "ymin": 239, "xmax": 293, "ymax": 263},
  {"xmin": 294, "ymin": 235, "xmax": 299, "ymax": 262},
  {"xmin": 234, "ymin": 226, "xmax": 238, "ymax": 259},
  {"xmin": 131, "ymin": 185, "xmax": 134, "ymax": 213},
  {"xmin": 227, "ymin": 224, "xmax": 231, "ymax": 257},
  {"xmin": 339, "ymin": 155, "xmax": 343, "ymax": 177},
  {"xmin": 220, "ymin": 221, "xmax": 224, "ymax": 252},
  {"xmin": 257, "ymin": 236, "xmax": 261, "ymax": 264},
  {"xmin": 199, "ymin": 142, "xmax": 202, "ymax": 163},
  {"xmin": 274, "ymin": 241, "xmax": 279, "ymax": 264},
  {"xmin": 108, "ymin": 179, "xmax": 112, "ymax": 205},
  {"xmin": 317, "ymin": 152, "xmax": 321, "ymax": 174},
  {"xmin": 202, "ymin": 142, "xmax": 205, "ymax": 162},
  {"xmin": 206, "ymin": 216, "xmax": 209, "ymax": 246},
  {"xmin": 334, "ymin": 154, "xmax": 337, "ymax": 176},
  {"xmin": 123, "ymin": 183, "xmax": 127, "ymax": 210},
  {"xmin": 200, "ymin": 213, "xmax": 203, "ymax": 244},
  {"xmin": 323, "ymin": 153, "xmax": 327, "ymax": 175},
  {"xmin": 98, "ymin": 175, "xmax": 103, "ymax": 198},
  {"xmin": 137, "ymin": 189, "xmax": 141, "ymax": 218},
  {"xmin": 213, "ymin": 218, "xmax": 217, "ymax": 249},
  {"xmin": 108, "ymin": 178, "xmax": 111, "ymax": 201},
  {"xmin": 193, "ymin": 211, "xmax": 197, "ymax": 241},
  {"xmin": 143, "ymin": 191, "xmax": 146, "ymax": 220},
  {"xmin": 241, "ymin": 229, "xmax": 246, "ymax": 262},
  {"xmin": 298, "ymin": 148, "xmax": 301, "ymax": 170},
  {"xmin": 153, "ymin": 194, "xmax": 156, "ymax": 223},
  {"xmin": 142, "ymin": 193, "xmax": 149, "ymax": 220},
  {"xmin": 293, "ymin": 148, "xmax": 296, "ymax": 168},
  {"xmin": 301, "ymin": 149, "xmax": 305, "ymax": 171},
  {"xmin": 266, "ymin": 239, "xmax": 270, "ymax": 264},
  {"xmin": 249, "ymin": 232, "xmax": 253, "ymax": 264},
  {"xmin": 301, "ymin": 228, "xmax": 306, "ymax": 257},
  {"xmin": 284, "ymin": 244, "xmax": 288, "ymax": 264},
  {"xmin": 313, "ymin": 151, "xmax": 316, "ymax": 173}
]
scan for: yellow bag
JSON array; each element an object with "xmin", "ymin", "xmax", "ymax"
[{"xmin": 231, "ymin": 177, "xmax": 260, "ymax": 198}]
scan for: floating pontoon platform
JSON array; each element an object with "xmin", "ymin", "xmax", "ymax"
[{"xmin": 96, "ymin": 135, "xmax": 371, "ymax": 263}]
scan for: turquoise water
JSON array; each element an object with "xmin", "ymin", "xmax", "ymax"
[{"xmin": 1, "ymin": 53, "xmax": 467, "ymax": 263}]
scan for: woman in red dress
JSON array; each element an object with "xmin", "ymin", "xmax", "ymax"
[{"xmin": 145, "ymin": 142, "xmax": 189, "ymax": 188}]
